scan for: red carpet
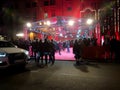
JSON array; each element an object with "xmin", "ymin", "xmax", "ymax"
[
  {"xmin": 29, "ymin": 47, "xmax": 75, "ymax": 61},
  {"xmin": 55, "ymin": 48, "xmax": 75, "ymax": 61}
]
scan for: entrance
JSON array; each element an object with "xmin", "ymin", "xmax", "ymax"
[{"xmin": 26, "ymin": 16, "xmax": 98, "ymax": 60}]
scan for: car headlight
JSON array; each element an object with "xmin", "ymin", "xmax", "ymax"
[
  {"xmin": 24, "ymin": 50, "xmax": 29, "ymax": 56},
  {"xmin": 0, "ymin": 52, "xmax": 7, "ymax": 57},
  {"xmin": 24, "ymin": 50, "xmax": 30, "ymax": 59}
]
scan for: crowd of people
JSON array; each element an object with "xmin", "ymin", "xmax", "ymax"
[
  {"xmin": 103, "ymin": 36, "xmax": 120, "ymax": 63},
  {"xmin": 11, "ymin": 36, "xmax": 120, "ymax": 66},
  {"xmin": 73, "ymin": 36, "xmax": 120, "ymax": 65},
  {"xmin": 30, "ymin": 38, "xmax": 56, "ymax": 66},
  {"xmin": 12, "ymin": 38, "xmax": 73, "ymax": 67}
]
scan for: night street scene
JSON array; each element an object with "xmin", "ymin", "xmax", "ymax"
[{"xmin": 0, "ymin": 0, "xmax": 120, "ymax": 90}]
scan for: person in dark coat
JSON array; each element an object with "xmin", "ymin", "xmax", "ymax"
[
  {"xmin": 36, "ymin": 39, "xmax": 44, "ymax": 66},
  {"xmin": 43, "ymin": 38, "xmax": 50, "ymax": 65},
  {"xmin": 31, "ymin": 39, "xmax": 39, "ymax": 62},
  {"xmin": 49, "ymin": 39, "xmax": 56, "ymax": 65},
  {"xmin": 73, "ymin": 39, "xmax": 81, "ymax": 65},
  {"xmin": 110, "ymin": 36, "xmax": 120, "ymax": 62}
]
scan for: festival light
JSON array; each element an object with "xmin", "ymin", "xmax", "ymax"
[
  {"xmin": 39, "ymin": 22, "xmax": 42, "ymax": 25},
  {"xmin": 26, "ymin": 22, "xmax": 32, "ymax": 27},
  {"xmin": 68, "ymin": 20, "xmax": 74, "ymax": 26},
  {"xmin": 59, "ymin": 33, "xmax": 63, "ymax": 37},
  {"xmin": 46, "ymin": 21, "xmax": 51, "ymax": 26},
  {"xmin": 16, "ymin": 33, "xmax": 24, "ymax": 37},
  {"xmin": 86, "ymin": 19, "xmax": 93, "ymax": 25}
]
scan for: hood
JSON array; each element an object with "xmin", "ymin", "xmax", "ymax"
[{"xmin": 0, "ymin": 47, "xmax": 26, "ymax": 54}]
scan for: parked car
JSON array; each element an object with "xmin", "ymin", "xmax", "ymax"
[{"xmin": 0, "ymin": 40, "xmax": 30, "ymax": 69}]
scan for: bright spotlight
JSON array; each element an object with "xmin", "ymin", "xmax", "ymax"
[
  {"xmin": 86, "ymin": 19, "xmax": 93, "ymax": 25},
  {"xmin": 26, "ymin": 22, "xmax": 32, "ymax": 27},
  {"xmin": 76, "ymin": 35, "xmax": 79, "ymax": 38},
  {"xmin": 39, "ymin": 22, "xmax": 42, "ymax": 25},
  {"xmin": 46, "ymin": 21, "xmax": 51, "ymax": 26},
  {"xmin": 68, "ymin": 20, "xmax": 74, "ymax": 26},
  {"xmin": 16, "ymin": 33, "xmax": 24, "ymax": 37},
  {"xmin": 59, "ymin": 33, "xmax": 63, "ymax": 37},
  {"xmin": 65, "ymin": 35, "xmax": 67, "ymax": 38}
]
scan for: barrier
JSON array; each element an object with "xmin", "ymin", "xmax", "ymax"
[{"xmin": 82, "ymin": 46, "xmax": 111, "ymax": 60}]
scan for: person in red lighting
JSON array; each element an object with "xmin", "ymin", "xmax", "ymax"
[{"xmin": 57, "ymin": 41, "xmax": 62, "ymax": 55}]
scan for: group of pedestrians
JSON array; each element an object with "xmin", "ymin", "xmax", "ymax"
[
  {"xmin": 73, "ymin": 38, "xmax": 98, "ymax": 65},
  {"xmin": 73, "ymin": 36, "xmax": 120, "ymax": 65},
  {"xmin": 102, "ymin": 36, "xmax": 120, "ymax": 62},
  {"xmin": 31, "ymin": 38, "xmax": 56, "ymax": 66},
  {"xmin": 56, "ymin": 40, "xmax": 71, "ymax": 55},
  {"xmin": 12, "ymin": 36, "xmax": 120, "ymax": 66},
  {"xmin": 109, "ymin": 36, "xmax": 120, "ymax": 62},
  {"xmin": 73, "ymin": 39, "xmax": 86, "ymax": 65}
]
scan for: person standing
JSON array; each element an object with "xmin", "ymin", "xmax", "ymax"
[
  {"xmin": 43, "ymin": 38, "xmax": 50, "ymax": 66},
  {"xmin": 36, "ymin": 39, "xmax": 44, "ymax": 66},
  {"xmin": 49, "ymin": 39, "xmax": 56, "ymax": 65},
  {"xmin": 31, "ymin": 39, "xmax": 39, "ymax": 62},
  {"xmin": 66, "ymin": 40, "xmax": 70, "ymax": 53},
  {"xmin": 73, "ymin": 39, "xmax": 81, "ymax": 65},
  {"xmin": 110, "ymin": 36, "xmax": 117, "ymax": 61}
]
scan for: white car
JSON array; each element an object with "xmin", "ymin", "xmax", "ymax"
[{"xmin": 0, "ymin": 40, "xmax": 30, "ymax": 69}]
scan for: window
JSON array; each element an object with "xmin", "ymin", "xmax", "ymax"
[
  {"xmin": 14, "ymin": 3, "xmax": 19, "ymax": 9},
  {"xmin": 50, "ymin": 0, "xmax": 56, "ymax": 5},
  {"xmin": 25, "ymin": 2, "xmax": 31, "ymax": 8},
  {"xmin": 44, "ymin": 1, "xmax": 49, "ymax": 6},
  {"xmin": 32, "ymin": 2, "xmax": 37, "ymax": 7},
  {"xmin": 92, "ymin": 2, "xmax": 97, "ymax": 9},
  {"xmin": 67, "ymin": 7, "xmax": 72, "ymax": 11},
  {"xmin": 80, "ymin": 0, "xmax": 84, "ymax": 2}
]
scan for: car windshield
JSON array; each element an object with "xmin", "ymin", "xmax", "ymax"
[{"xmin": 0, "ymin": 41, "xmax": 15, "ymax": 47}]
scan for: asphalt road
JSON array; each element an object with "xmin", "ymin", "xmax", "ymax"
[{"xmin": 0, "ymin": 60, "xmax": 120, "ymax": 90}]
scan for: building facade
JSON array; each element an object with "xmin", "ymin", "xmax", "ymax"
[{"xmin": 0, "ymin": 0, "xmax": 119, "ymax": 42}]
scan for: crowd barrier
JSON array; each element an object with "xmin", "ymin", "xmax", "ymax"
[
  {"xmin": 82, "ymin": 46, "xmax": 111, "ymax": 60},
  {"xmin": 29, "ymin": 45, "xmax": 112, "ymax": 61}
]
